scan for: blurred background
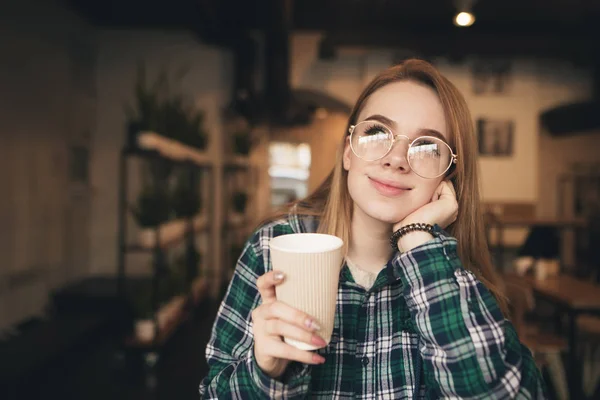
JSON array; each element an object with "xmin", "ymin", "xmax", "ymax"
[{"xmin": 1, "ymin": 0, "xmax": 600, "ymax": 399}]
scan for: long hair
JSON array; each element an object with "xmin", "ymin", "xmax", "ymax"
[{"xmin": 266, "ymin": 59, "xmax": 507, "ymax": 315}]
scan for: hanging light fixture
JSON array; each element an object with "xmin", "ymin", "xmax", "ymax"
[{"xmin": 453, "ymin": 0, "xmax": 477, "ymax": 27}]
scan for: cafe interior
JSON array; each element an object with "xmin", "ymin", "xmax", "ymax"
[{"xmin": 1, "ymin": 0, "xmax": 600, "ymax": 399}]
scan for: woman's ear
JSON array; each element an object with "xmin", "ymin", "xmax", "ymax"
[
  {"xmin": 445, "ymin": 162, "xmax": 458, "ymax": 181},
  {"xmin": 343, "ymin": 136, "xmax": 352, "ymax": 171}
]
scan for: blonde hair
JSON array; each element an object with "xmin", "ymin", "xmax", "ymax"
[{"xmin": 266, "ymin": 59, "xmax": 507, "ymax": 315}]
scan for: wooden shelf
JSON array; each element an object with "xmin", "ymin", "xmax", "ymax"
[
  {"xmin": 578, "ymin": 315, "xmax": 600, "ymax": 335},
  {"xmin": 224, "ymin": 213, "xmax": 252, "ymax": 230},
  {"xmin": 137, "ymin": 214, "xmax": 208, "ymax": 249},
  {"xmin": 224, "ymin": 155, "xmax": 251, "ymax": 169},
  {"xmin": 137, "ymin": 132, "xmax": 212, "ymax": 167},
  {"xmin": 127, "ymin": 296, "xmax": 188, "ymax": 348}
]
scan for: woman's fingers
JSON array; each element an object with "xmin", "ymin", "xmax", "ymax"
[
  {"xmin": 441, "ymin": 180, "xmax": 457, "ymax": 199},
  {"xmin": 256, "ymin": 270, "xmax": 286, "ymax": 304},
  {"xmin": 258, "ymin": 301, "xmax": 321, "ymax": 332},
  {"xmin": 263, "ymin": 338, "xmax": 326, "ymax": 365},
  {"xmin": 447, "ymin": 180, "xmax": 457, "ymax": 197},
  {"xmin": 253, "ymin": 271, "xmax": 328, "ymax": 376},
  {"xmin": 264, "ymin": 319, "xmax": 328, "ymax": 348},
  {"xmin": 441, "ymin": 181, "xmax": 459, "ymax": 224}
]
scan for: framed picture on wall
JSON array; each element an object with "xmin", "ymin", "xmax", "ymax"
[
  {"xmin": 471, "ymin": 59, "xmax": 512, "ymax": 95},
  {"xmin": 476, "ymin": 118, "xmax": 514, "ymax": 157}
]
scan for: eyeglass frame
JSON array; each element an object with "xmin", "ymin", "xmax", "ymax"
[{"xmin": 348, "ymin": 120, "xmax": 459, "ymax": 179}]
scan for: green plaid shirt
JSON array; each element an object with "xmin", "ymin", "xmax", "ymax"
[{"xmin": 200, "ymin": 214, "xmax": 546, "ymax": 399}]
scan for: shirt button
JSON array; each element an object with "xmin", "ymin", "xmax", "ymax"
[{"xmin": 362, "ymin": 356, "xmax": 369, "ymax": 366}]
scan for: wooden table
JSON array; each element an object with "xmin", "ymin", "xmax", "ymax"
[{"xmin": 505, "ymin": 273, "xmax": 600, "ymax": 398}]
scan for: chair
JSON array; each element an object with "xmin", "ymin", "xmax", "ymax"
[
  {"xmin": 584, "ymin": 211, "xmax": 600, "ymax": 283},
  {"xmin": 504, "ymin": 278, "xmax": 569, "ymax": 400},
  {"xmin": 577, "ymin": 315, "xmax": 600, "ymax": 397}
]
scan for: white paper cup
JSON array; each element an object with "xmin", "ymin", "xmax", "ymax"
[{"xmin": 269, "ymin": 233, "xmax": 344, "ymax": 350}]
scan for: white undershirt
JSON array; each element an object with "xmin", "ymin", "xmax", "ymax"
[{"xmin": 345, "ymin": 258, "xmax": 385, "ymax": 290}]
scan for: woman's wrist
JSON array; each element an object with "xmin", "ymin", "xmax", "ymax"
[
  {"xmin": 396, "ymin": 231, "xmax": 434, "ymax": 252},
  {"xmin": 391, "ymin": 222, "xmax": 435, "ymax": 252}
]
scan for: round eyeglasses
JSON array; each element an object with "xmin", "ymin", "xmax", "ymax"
[{"xmin": 348, "ymin": 120, "xmax": 458, "ymax": 179}]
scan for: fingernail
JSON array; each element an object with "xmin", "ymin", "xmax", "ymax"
[
  {"xmin": 312, "ymin": 354, "xmax": 326, "ymax": 364},
  {"xmin": 273, "ymin": 272, "xmax": 284, "ymax": 281},
  {"xmin": 311, "ymin": 335, "xmax": 327, "ymax": 347},
  {"xmin": 305, "ymin": 319, "xmax": 321, "ymax": 331}
]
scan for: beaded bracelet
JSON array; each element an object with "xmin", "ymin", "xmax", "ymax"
[{"xmin": 389, "ymin": 223, "xmax": 435, "ymax": 251}]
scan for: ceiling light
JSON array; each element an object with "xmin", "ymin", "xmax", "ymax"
[
  {"xmin": 454, "ymin": 11, "xmax": 475, "ymax": 27},
  {"xmin": 453, "ymin": 0, "xmax": 477, "ymax": 27}
]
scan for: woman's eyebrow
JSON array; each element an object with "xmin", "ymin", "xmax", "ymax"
[
  {"xmin": 364, "ymin": 114, "xmax": 395, "ymax": 127},
  {"xmin": 417, "ymin": 128, "xmax": 446, "ymax": 141}
]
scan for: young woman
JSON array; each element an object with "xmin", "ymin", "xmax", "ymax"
[{"xmin": 200, "ymin": 59, "xmax": 546, "ymax": 399}]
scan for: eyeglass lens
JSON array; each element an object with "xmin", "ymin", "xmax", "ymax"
[{"xmin": 350, "ymin": 122, "xmax": 452, "ymax": 178}]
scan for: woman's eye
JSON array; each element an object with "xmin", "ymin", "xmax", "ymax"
[
  {"xmin": 364, "ymin": 125, "xmax": 387, "ymax": 136},
  {"xmin": 416, "ymin": 140, "xmax": 435, "ymax": 146}
]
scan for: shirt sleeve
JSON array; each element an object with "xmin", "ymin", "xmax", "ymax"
[
  {"xmin": 199, "ymin": 230, "xmax": 312, "ymax": 399},
  {"xmin": 393, "ymin": 227, "xmax": 548, "ymax": 399}
]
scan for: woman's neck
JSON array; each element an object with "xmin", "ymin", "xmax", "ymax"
[{"xmin": 347, "ymin": 206, "xmax": 394, "ymax": 274}]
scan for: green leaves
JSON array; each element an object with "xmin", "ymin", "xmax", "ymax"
[
  {"xmin": 126, "ymin": 61, "xmax": 208, "ymax": 149},
  {"xmin": 172, "ymin": 170, "xmax": 202, "ymax": 219},
  {"xmin": 231, "ymin": 191, "xmax": 248, "ymax": 214},
  {"xmin": 130, "ymin": 185, "xmax": 171, "ymax": 228}
]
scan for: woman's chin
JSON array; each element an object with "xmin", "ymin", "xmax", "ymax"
[{"xmin": 364, "ymin": 206, "xmax": 410, "ymax": 226}]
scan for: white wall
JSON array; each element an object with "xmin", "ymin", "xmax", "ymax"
[
  {"xmin": 436, "ymin": 59, "xmax": 541, "ymax": 203},
  {"xmin": 534, "ymin": 61, "xmax": 596, "ymax": 218},
  {"xmin": 90, "ymin": 30, "xmax": 233, "ymax": 278},
  {"xmin": 0, "ymin": 0, "xmax": 96, "ymax": 330}
]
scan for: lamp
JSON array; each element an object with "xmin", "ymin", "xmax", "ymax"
[{"xmin": 453, "ymin": 0, "xmax": 477, "ymax": 27}]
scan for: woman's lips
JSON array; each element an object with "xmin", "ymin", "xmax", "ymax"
[{"xmin": 369, "ymin": 177, "xmax": 412, "ymax": 197}]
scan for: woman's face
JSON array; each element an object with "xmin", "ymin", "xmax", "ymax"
[{"xmin": 343, "ymin": 80, "xmax": 450, "ymax": 226}]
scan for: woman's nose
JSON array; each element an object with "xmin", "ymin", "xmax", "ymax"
[{"xmin": 381, "ymin": 135, "xmax": 411, "ymax": 172}]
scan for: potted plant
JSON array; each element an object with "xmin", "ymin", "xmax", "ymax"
[
  {"xmin": 171, "ymin": 170, "xmax": 201, "ymax": 219},
  {"xmin": 174, "ymin": 247, "xmax": 209, "ymax": 305},
  {"xmin": 130, "ymin": 185, "xmax": 171, "ymax": 228},
  {"xmin": 183, "ymin": 109, "xmax": 208, "ymax": 150},
  {"xmin": 130, "ymin": 286, "xmax": 156, "ymax": 343},
  {"xmin": 232, "ymin": 191, "xmax": 248, "ymax": 213},
  {"xmin": 167, "ymin": 252, "xmax": 187, "ymax": 298},
  {"xmin": 232, "ymin": 130, "xmax": 253, "ymax": 155},
  {"xmin": 130, "ymin": 283, "xmax": 154, "ymax": 321},
  {"xmin": 171, "ymin": 248, "xmax": 202, "ymax": 294},
  {"xmin": 125, "ymin": 63, "xmax": 168, "ymax": 148},
  {"xmin": 126, "ymin": 62, "xmax": 208, "ymax": 152},
  {"xmin": 130, "ymin": 263, "xmax": 188, "ymax": 344},
  {"xmin": 229, "ymin": 191, "xmax": 248, "ymax": 226},
  {"xmin": 130, "ymin": 279, "xmax": 171, "ymax": 343}
]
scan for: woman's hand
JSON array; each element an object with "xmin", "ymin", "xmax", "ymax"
[
  {"xmin": 251, "ymin": 271, "xmax": 327, "ymax": 379},
  {"xmin": 393, "ymin": 180, "xmax": 458, "ymax": 251}
]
